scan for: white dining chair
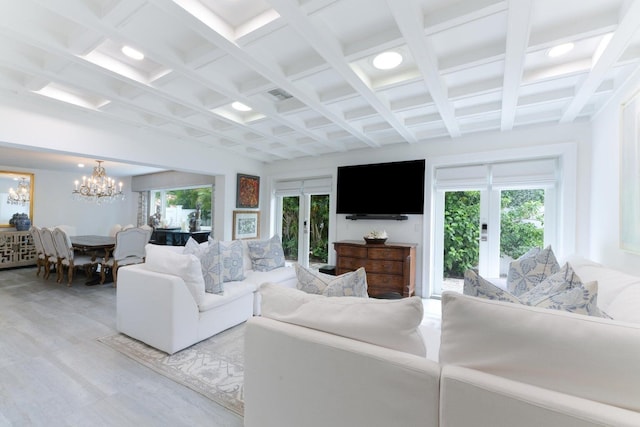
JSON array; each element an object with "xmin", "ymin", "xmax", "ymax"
[
  {"xmin": 39, "ymin": 227, "xmax": 60, "ymax": 280},
  {"xmin": 101, "ymin": 227, "xmax": 151, "ymax": 286},
  {"xmin": 29, "ymin": 225, "xmax": 46, "ymax": 277},
  {"xmin": 52, "ymin": 227, "xmax": 98, "ymax": 286}
]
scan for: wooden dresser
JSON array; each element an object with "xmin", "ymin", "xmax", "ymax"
[
  {"xmin": 0, "ymin": 231, "xmax": 37, "ymax": 269},
  {"xmin": 334, "ymin": 240, "xmax": 416, "ymax": 298}
]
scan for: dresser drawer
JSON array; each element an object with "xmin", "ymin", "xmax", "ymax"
[
  {"xmin": 367, "ymin": 247, "xmax": 406, "ymax": 261},
  {"xmin": 366, "ymin": 273, "xmax": 404, "ymax": 287},
  {"xmin": 336, "ymin": 245, "xmax": 368, "ymax": 258},
  {"xmin": 365, "ymin": 260, "xmax": 403, "ymax": 275},
  {"xmin": 337, "ymin": 257, "xmax": 367, "ymax": 271}
]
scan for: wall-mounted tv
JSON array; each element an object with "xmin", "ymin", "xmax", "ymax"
[{"xmin": 336, "ymin": 159, "xmax": 425, "ymax": 219}]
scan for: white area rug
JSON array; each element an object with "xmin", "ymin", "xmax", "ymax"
[{"xmin": 99, "ymin": 323, "xmax": 245, "ymax": 416}]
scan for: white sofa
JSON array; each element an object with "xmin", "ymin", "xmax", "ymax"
[
  {"xmin": 117, "ymin": 240, "xmax": 297, "ymax": 354},
  {"xmin": 244, "ymin": 257, "xmax": 640, "ymax": 426}
]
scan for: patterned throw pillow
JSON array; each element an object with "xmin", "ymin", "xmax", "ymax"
[
  {"xmin": 296, "ymin": 264, "xmax": 368, "ymax": 297},
  {"xmin": 200, "ymin": 241, "xmax": 223, "ymax": 294},
  {"xmin": 183, "ymin": 237, "xmax": 224, "ymax": 293},
  {"xmin": 463, "ymin": 269, "xmax": 520, "ymax": 303},
  {"xmin": 507, "ymin": 246, "xmax": 560, "ymax": 296},
  {"xmin": 247, "ymin": 235, "xmax": 286, "ymax": 272},
  {"xmin": 464, "ymin": 263, "xmax": 607, "ymax": 317},
  {"xmin": 219, "ymin": 240, "xmax": 245, "ymax": 282}
]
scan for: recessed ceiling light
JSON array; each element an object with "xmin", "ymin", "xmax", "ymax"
[
  {"xmin": 231, "ymin": 101, "xmax": 252, "ymax": 112},
  {"xmin": 546, "ymin": 42, "xmax": 574, "ymax": 58},
  {"xmin": 122, "ymin": 45, "xmax": 145, "ymax": 61},
  {"xmin": 372, "ymin": 51, "xmax": 403, "ymax": 70},
  {"xmin": 78, "ymin": 163, "xmax": 85, "ymax": 168}
]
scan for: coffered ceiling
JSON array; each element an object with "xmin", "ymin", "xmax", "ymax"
[{"xmin": 1, "ymin": 0, "xmax": 639, "ymax": 166}]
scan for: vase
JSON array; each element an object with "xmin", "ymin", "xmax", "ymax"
[{"xmin": 15, "ymin": 219, "xmax": 31, "ymax": 231}]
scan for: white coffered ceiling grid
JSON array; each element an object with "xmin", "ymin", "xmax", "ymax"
[{"xmin": 0, "ymin": 0, "xmax": 639, "ymax": 166}]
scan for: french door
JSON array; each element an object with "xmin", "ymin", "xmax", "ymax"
[
  {"xmin": 432, "ymin": 159, "xmax": 558, "ymax": 296},
  {"xmin": 275, "ymin": 178, "xmax": 331, "ymax": 268}
]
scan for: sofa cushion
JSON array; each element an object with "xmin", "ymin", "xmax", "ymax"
[
  {"xmin": 295, "ymin": 264, "xmax": 368, "ymax": 297},
  {"xmin": 439, "ymin": 291, "xmax": 640, "ymax": 413},
  {"xmin": 198, "ymin": 281, "xmax": 257, "ymax": 312},
  {"xmin": 183, "ymin": 236, "xmax": 208, "ymax": 257},
  {"xmin": 247, "ymin": 235, "xmax": 285, "ymax": 272},
  {"xmin": 219, "ymin": 240, "xmax": 245, "ymax": 282},
  {"xmin": 465, "ymin": 264, "xmax": 606, "ymax": 317},
  {"xmin": 507, "ymin": 246, "xmax": 560, "ymax": 296},
  {"xmin": 244, "ymin": 266, "xmax": 296, "ymax": 287},
  {"xmin": 259, "ymin": 283, "xmax": 426, "ymax": 356},
  {"xmin": 144, "ymin": 244, "xmax": 206, "ymax": 305}
]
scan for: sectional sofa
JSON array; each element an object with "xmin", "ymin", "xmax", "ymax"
[
  {"xmin": 244, "ymin": 257, "xmax": 640, "ymax": 427},
  {"xmin": 116, "ymin": 239, "xmax": 296, "ymax": 354}
]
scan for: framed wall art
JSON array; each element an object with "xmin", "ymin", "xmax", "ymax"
[
  {"xmin": 233, "ymin": 210, "xmax": 260, "ymax": 240},
  {"xmin": 620, "ymin": 90, "xmax": 640, "ymax": 253},
  {"xmin": 236, "ymin": 173, "xmax": 260, "ymax": 208}
]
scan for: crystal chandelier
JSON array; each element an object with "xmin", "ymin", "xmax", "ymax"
[
  {"xmin": 7, "ymin": 178, "xmax": 30, "ymax": 206},
  {"xmin": 72, "ymin": 160, "xmax": 124, "ymax": 203}
]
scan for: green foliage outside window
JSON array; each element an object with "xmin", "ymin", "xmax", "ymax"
[
  {"xmin": 444, "ymin": 189, "xmax": 545, "ymax": 278},
  {"xmin": 281, "ymin": 194, "xmax": 329, "ymax": 263}
]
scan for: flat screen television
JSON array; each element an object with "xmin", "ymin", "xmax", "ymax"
[{"xmin": 336, "ymin": 159, "xmax": 425, "ymax": 218}]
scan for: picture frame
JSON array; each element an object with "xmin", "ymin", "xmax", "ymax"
[
  {"xmin": 236, "ymin": 173, "xmax": 260, "ymax": 208},
  {"xmin": 233, "ymin": 210, "xmax": 260, "ymax": 240},
  {"xmin": 620, "ymin": 89, "xmax": 640, "ymax": 253}
]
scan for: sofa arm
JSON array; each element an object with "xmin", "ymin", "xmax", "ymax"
[
  {"xmin": 244, "ymin": 317, "xmax": 440, "ymax": 427},
  {"xmin": 117, "ymin": 264, "xmax": 199, "ymax": 354}
]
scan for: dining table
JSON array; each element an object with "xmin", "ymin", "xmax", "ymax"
[{"xmin": 70, "ymin": 235, "xmax": 116, "ymax": 285}]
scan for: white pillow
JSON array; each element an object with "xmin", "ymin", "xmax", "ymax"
[
  {"xmin": 144, "ymin": 244, "xmax": 206, "ymax": 305},
  {"xmin": 259, "ymin": 283, "xmax": 426, "ymax": 357},
  {"xmin": 296, "ymin": 264, "xmax": 368, "ymax": 297}
]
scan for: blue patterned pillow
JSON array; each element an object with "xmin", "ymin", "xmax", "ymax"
[
  {"xmin": 219, "ymin": 240, "xmax": 245, "ymax": 282},
  {"xmin": 507, "ymin": 246, "xmax": 560, "ymax": 296},
  {"xmin": 200, "ymin": 241, "xmax": 223, "ymax": 294},
  {"xmin": 247, "ymin": 235, "xmax": 285, "ymax": 272},
  {"xmin": 296, "ymin": 264, "xmax": 368, "ymax": 297},
  {"xmin": 465, "ymin": 264, "xmax": 607, "ymax": 317},
  {"xmin": 463, "ymin": 269, "xmax": 520, "ymax": 303}
]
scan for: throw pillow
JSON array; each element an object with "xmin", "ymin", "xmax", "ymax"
[
  {"xmin": 182, "ymin": 236, "xmax": 204, "ymax": 257},
  {"xmin": 463, "ymin": 269, "xmax": 520, "ymax": 303},
  {"xmin": 296, "ymin": 264, "xmax": 368, "ymax": 297},
  {"xmin": 507, "ymin": 246, "xmax": 560, "ymax": 296},
  {"xmin": 247, "ymin": 235, "xmax": 286, "ymax": 272},
  {"xmin": 465, "ymin": 263, "xmax": 607, "ymax": 318},
  {"xmin": 144, "ymin": 244, "xmax": 205, "ymax": 305},
  {"xmin": 200, "ymin": 241, "xmax": 224, "ymax": 294},
  {"xmin": 218, "ymin": 240, "xmax": 245, "ymax": 282},
  {"xmin": 259, "ymin": 283, "xmax": 426, "ymax": 357}
]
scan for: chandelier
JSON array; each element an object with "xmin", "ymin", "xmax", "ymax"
[
  {"xmin": 72, "ymin": 160, "xmax": 124, "ymax": 203},
  {"xmin": 7, "ymin": 178, "xmax": 30, "ymax": 206}
]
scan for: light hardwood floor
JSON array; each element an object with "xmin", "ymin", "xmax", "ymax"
[{"xmin": 0, "ymin": 266, "xmax": 243, "ymax": 427}]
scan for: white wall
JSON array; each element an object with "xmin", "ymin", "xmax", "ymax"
[
  {"xmin": 264, "ymin": 121, "xmax": 593, "ymax": 296},
  {"xmin": 0, "ymin": 164, "xmax": 138, "ymax": 235},
  {"xmin": 589, "ymin": 71, "xmax": 640, "ymax": 275}
]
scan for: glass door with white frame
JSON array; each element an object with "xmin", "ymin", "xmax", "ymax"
[{"xmin": 431, "ymin": 159, "xmax": 557, "ymax": 296}]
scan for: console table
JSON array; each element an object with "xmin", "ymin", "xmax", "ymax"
[
  {"xmin": 334, "ymin": 240, "xmax": 416, "ymax": 298},
  {"xmin": 0, "ymin": 230, "xmax": 37, "ymax": 269},
  {"xmin": 151, "ymin": 228, "xmax": 210, "ymax": 246}
]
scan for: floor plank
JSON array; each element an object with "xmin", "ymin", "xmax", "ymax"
[{"xmin": 0, "ymin": 266, "xmax": 243, "ymax": 427}]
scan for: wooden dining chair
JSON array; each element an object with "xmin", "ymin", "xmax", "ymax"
[
  {"xmin": 52, "ymin": 227, "xmax": 98, "ymax": 286},
  {"xmin": 101, "ymin": 227, "xmax": 151, "ymax": 286},
  {"xmin": 39, "ymin": 227, "xmax": 60, "ymax": 280},
  {"xmin": 29, "ymin": 225, "xmax": 46, "ymax": 276}
]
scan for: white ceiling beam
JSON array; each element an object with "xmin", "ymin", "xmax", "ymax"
[
  {"xmin": 386, "ymin": 0, "xmax": 461, "ymax": 138},
  {"xmin": 561, "ymin": 0, "xmax": 640, "ymax": 123},
  {"xmin": 500, "ymin": 0, "xmax": 532, "ymax": 131},
  {"xmin": 154, "ymin": 0, "xmax": 366, "ymax": 150},
  {"xmin": 266, "ymin": 0, "xmax": 416, "ymax": 144}
]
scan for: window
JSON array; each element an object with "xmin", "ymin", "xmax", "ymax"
[{"xmin": 149, "ymin": 186, "xmax": 212, "ymax": 231}]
